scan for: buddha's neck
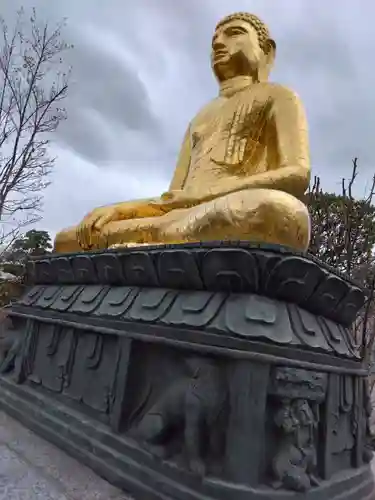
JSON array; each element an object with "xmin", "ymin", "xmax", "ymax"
[{"xmin": 219, "ymin": 76, "xmax": 254, "ymax": 98}]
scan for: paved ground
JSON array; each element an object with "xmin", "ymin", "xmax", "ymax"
[{"xmin": 0, "ymin": 411, "xmax": 131, "ymax": 500}]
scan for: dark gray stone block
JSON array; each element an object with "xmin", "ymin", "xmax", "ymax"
[{"xmin": 0, "ymin": 242, "xmax": 373, "ymax": 499}]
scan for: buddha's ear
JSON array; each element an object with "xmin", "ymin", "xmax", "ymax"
[
  {"xmin": 258, "ymin": 38, "xmax": 276, "ymax": 82},
  {"xmin": 265, "ymin": 39, "xmax": 276, "ymax": 65}
]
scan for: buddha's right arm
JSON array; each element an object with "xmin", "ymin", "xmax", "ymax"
[
  {"xmin": 167, "ymin": 127, "xmax": 191, "ymax": 191},
  {"xmin": 92, "ymin": 128, "xmax": 192, "ymax": 218}
]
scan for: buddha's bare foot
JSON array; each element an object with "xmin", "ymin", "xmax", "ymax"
[
  {"xmin": 54, "ymin": 226, "xmax": 83, "ymax": 253},
  {"xmin": 98, "ymin": 212, "xmax": 184, "ymax": 249},
  {"xmin": 108, "ymin": 242, "xmax": 163, "ymax": 249}
]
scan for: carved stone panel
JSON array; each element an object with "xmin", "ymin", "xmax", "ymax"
[
  {"xmin": 267, "ymin": 367, "xmax": 328, "ymax": 492},
  {"xmin": 323, "ymin": 373, "xmax": 370, "ymax": 477},
  {"xmin": 330, "ymin": 375, "xmax": 355, "ymax": 471},
  {"xmin": 25, "ymin": 320, "xmax": 122, "ymax": 419},
  {"xmin": 225, "ymin": 360, "xmax": 270, "ymax": 486},
  {"xmin": 124, "ymin": 342, "xmax": 229, "ymax": 478},
  {"xmin": 269, "ymin": 367, "xmax": 328, "ymax": 402},
  {"xmin": 271, "ymin": 397, "xmax": 320, "ymax": 492},
  {"xmin": 63, "ymin": 331, "xmax": 120, "ymax": 415},
  {"xmin": 28, "ymin": 323, "xmax": 75, "ymax": 393},
  {"xmin": 0, "ymin": 316, "xmax": 24, "ymax": 376}
]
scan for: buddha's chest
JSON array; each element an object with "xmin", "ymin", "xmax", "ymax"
[{"xmin": 190, "ymin": 92, "xmax": 273, "ymax": 173}]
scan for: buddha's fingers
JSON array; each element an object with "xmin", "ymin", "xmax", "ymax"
[
  {"xmin": 90, "ymin": 229, "xmax": 103, "ymax": 250},
  {"xmin": 94, "ymin": 213, "xmax": 118, "ymax": 231},
  {"xmin": 86, "ymin": 225, "xmax": 96, "ymax": 249},
  {"xmin": 76, "ymin": 227, "xmax": 84, "ymax": 250},
  {"xmin": 78, "ymin": 225, "xmax": 91, "ymax": 251}
]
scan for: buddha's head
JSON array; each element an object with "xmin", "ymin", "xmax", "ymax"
[{"xmin": 211, "ymin": 12, "xmax": 276, "ymax": 83}]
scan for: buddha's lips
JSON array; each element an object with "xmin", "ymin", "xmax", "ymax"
[{"xmin": 213, "ymin": 50, "xmax": 228, "ymax": 59}]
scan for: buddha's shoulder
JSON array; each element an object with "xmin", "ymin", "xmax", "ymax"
[{"xmin": 252, "ymin": 83, "xmax": 303, "ymax": 105}]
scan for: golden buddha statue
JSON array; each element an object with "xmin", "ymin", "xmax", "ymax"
[{"xmin": 54, "ymin": 12, "xmax": 311, "ymax": 253}]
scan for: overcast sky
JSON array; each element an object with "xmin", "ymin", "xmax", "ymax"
[{"xmin": 4, "ymin": 0, "xmax": 375, "ymax": 237}]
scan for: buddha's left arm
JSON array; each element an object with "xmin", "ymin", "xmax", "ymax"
[
  {"xmin": 162, "ymin": 91, "xmax": 310, "ymax": 207},
  {"xmin": 241, "ymin": 88, "xmax": 311, "ymax": 198}
]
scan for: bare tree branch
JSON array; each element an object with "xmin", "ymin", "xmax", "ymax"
[
  {"xmin": 0, "ymin": 8, "xmax": 71, "ymax": 244},
  {"xmin": 308, "ymin": 158, "xmax": 375, "ymax": 367}
]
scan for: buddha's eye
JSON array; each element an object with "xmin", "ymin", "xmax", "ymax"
[{"xmin": 227, "ymin": 28, "xmax": 247, "ymax": 37}]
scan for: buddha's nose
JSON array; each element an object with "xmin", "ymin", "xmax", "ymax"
[{"xmin": 213, "ymin": 40, "xmax": 227, "ymax": 54}]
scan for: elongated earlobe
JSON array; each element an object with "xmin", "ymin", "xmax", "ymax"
[{"xmin": 258, "ymin": 38, "xmax": 276, "ymax": 82}]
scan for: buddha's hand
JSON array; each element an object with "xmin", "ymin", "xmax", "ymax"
[
  {"xmin": 160, "ymin": 190, "xmax": 199, "ymax": 208},
  {"xmin": 76, "ymin": 205, "xmax": 123, "ymax": 250}
]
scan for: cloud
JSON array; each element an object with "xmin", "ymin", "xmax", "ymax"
[
  {"xmin": 2, "ymin": 0, "xmax": 375, "ymax": 235},
  {"xmin": 56, "ymin": 23, "xmax": 163, "ymax": 164},
  {"xmin": 40, "ymin": 147, "xmax": 169, "ymax": 238}
]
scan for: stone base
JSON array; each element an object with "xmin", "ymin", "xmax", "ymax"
[
  {"xmin": 0, "ymin": 242, "xmax": 373, "ymax": 499},
  {"xmin": 0, "ymin": 378, "xmax": 373, "ymax": 500}
]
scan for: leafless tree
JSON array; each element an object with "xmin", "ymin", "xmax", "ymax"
[
  {"xmin": 307, "ymin": 159, "xmax": 375, "ymax": 410},
  {"xmin": 0, "ymin": 7, "xmax": 71, "ymax": 245}
]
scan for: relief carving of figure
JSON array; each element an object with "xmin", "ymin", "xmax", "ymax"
[
  {"xmin": 272, "ymin": 398, "xmax": 320, "ymax": 492},
  {"xmin": 131, "ymin": 356, "xmax": 228, "ymax": 476}
]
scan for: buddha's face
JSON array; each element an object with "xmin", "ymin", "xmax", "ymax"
[{"xmin": 211, "ymin": 19, "xmax": 263, "ymax": 81}]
